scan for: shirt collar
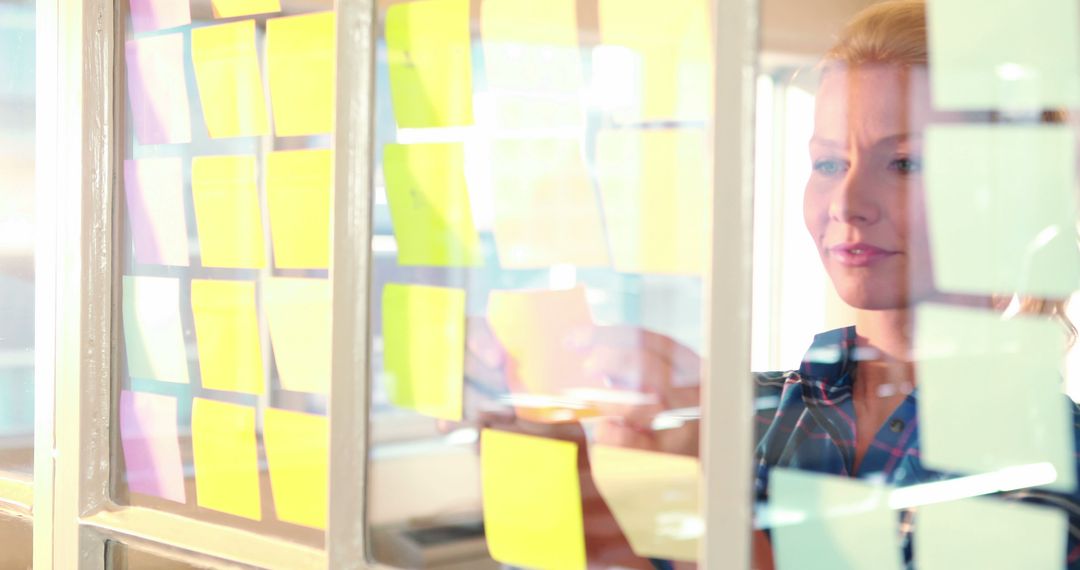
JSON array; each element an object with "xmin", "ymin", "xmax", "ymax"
[{"xmin": 797, "ymin": 325, "xmax": 858, "ymax": 390}]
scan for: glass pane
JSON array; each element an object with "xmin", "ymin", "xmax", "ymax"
[
  {"xmin": 0, "ymin": 0, "xmax": 36, "ymax": 478},
  {"xmin": 0, "ymin": 512, "xmax": 32, "ymax": 569},
  {"xmin": 113, "ymin": 0, "xmax": 335, "ymax": 547},
  {"xmin": 367, "ymin": 1, "xmax": 712, "ymax": 568},
  {"xmin": 106, "ymin": 541, "xmax": 209, "ymax": 569},
  {"xmin": 753, "ymin": 0, "xmax": 1080, "ymax": 568}
]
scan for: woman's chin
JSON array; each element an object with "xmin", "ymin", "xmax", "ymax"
[{"xmin": 835, "ymin": 287, "xmax": 911, "ymax": 311}]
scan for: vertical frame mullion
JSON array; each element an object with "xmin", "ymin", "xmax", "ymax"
[
  {"xmin": 327, "ymin": 0, "xmax": 378, "ymax": 568},
  {"xmin": 702, "ymin": 0, "xmax": 759, "ymax": 567}
]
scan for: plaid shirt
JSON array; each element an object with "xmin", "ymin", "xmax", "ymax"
[{"xmin": 754, "ymin": 326, "xmax": 1080, "ymax": 568}]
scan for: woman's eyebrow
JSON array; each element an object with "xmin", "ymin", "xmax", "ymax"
[{"xmin": 809, "ymin": 136, "xmax": 847, "ymax": 149}]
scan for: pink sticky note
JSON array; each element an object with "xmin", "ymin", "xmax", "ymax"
[
  {"xmin": 119, "ymin": 390, "xmax": 186, "ymax": 503},
  {"xmin": 124, "ymin": 158, "xmax": 190, "ymax": 266},
  {"xmin": 129, "ymin": 0, "xmax": 191, "ymax": 34},
  {"xmin": 126, "ymin": 33, "xmax": 192, "ymax": 145}
]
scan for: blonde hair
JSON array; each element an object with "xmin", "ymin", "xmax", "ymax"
[{"xmin": 824, "ymin": 0, "xmax": 1077, "ymax": 341}]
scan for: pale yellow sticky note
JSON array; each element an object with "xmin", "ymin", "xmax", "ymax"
[
  {"xmin": 382, "ymin": 284, "xmax": 465, "ymax": 421},
  {"xmin": 927, "ymin": 0, "xmax": 1080, "ymax": 110},
  {"xmin": 266, "ymin": 150, "xmax": 331, "ymax": 269},
  {"xmin": 192, "ymin": 398, "xmax": 261, "ymax": 520},
  {"xmin": 122, "ymin": 276, "xmax": 190, "ymax": 384},
  {"xmin": 191, "ymin": 280, "xmax": 265, "ymax": 395},
  {"xmin": 267, "ymin": 12, "xmax": 335, "ymax": 137},
  {"xmin": 191, "ymin": 20, "xmax": 269, "ymax": 139},
  {"xmin": 596, "ymin": 0, "xmax": 713, "ymax": 122},
  {"xmin": 191, "ymin": 155, "xmax": 267, "ymax": 268},
  {"xmin": 263, "ymin": 408, "xmax": 328, "ymax": 530},
  {"xmin": 481, "ymin": 429, "xmax": 586, "ymax": 570},
  {"xmin": 489, "ymin": 139, "xmax": 608, "ymax": 268},
  {"xmin": 382, "ymin": 143, "xmax": 482, "ymax": 267},
  {"xmin": 480, "ymin": 0, "xmax": 584, "ymax": 128},
  {"xmin": 915, "ymin": 304, "xmax": 1075, "ymax": 492},
  {"xmin": 211, "ymin": 0, "xmax": 280, "ymax": 19},
  {"xmin": 768, "ymin": 468, "xmax": 903, "ymax": 570},
  {"xmin": 487, "ymin": 287, "xmax": 599, "ymax": 422},
  {"xmin": 915, "ymin": 496, "xmax": 1067, "ymax": 569},
  {"xmin": 924, "ymin": 125, "xmax": 1080, "ymax": 297},
  {"xmin": 590, "ymin": 445, "xmax": 700, "ymax": 562},
  {"xmin": 385, "ymin": 0, "xmax": 473, "ymax": 127},
  {"xmin": 596, "ymin": 129, "xmax": 710, "ymax": 275},
  {"xmin": 265, "ymin": 278, "xmax": 331, "ymax": 395}
]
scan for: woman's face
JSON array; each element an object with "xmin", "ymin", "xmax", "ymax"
[{"xmin": 804, "ymin": 64, "xmax": 939, "ymax": 311}]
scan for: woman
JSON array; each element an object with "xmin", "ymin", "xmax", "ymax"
[{"xmin": 469, "ymin": 0, "xmax": 1080, "ymax": 567}]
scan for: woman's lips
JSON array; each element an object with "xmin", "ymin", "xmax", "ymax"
[{"xmin": 827, "ymin": 243, "xmax": 899, "ymax": 267}]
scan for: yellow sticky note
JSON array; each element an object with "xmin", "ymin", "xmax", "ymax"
[
  {"xmin": 915, "ymin": 304, "xmax": 1076, "ymax": 492},
  {"xmin": 122, "ymin": 276, "xmax": 190, "ymax": 384},
  {"xmin": 590, "ymin": 446, "xmax": 700, "ymax": 562},
  {"xmin": 385, "ymin": 0, "xmax": 473, "ymax": 127},
  {"xmin": 192, "ymin": 20, "xmax": 269, "ymax": 139},
  {"xmin": 596, "ymin": 129, "xmax": 710, "ymax": 275},
  {"xmin": 489, "ymin": 139, "xmax": 608, "ymax": 269},
  {"xmin": 267, "ymin": 12, "xmax": 335, "ymax": 137},
  {"xmin": 487, "ymin": 287, "xmax": 599, "ymax": 422},
  {"xmin": 915, "ymin": 497, "xmax": 1067, "ymax": 569},
  {"xmin": 481, "ymin": 429, "xmax": 586, "ymax": 570},
  {"xmin": 191, "ymin": 155, "xmax": 266, "ymax": 268},
  {"xmin": 191, "ymin": 280, "xmax": 265, "ymax": 395},
  {"xmin": 596, "ymin": 0, "xmax": 713, "ymax": 122},
  {"xmin": 265, "ymin": 278, "xmax": 331, "ymax": 395},
  {"xmin": 382, "ymin": 284, "xmax": 465, "ymax": 421},
  {"xmin": 927, "ymin": 0, "xmax": 1080, "ymax": 110},
  {"xmin": 924, "ymin": 125, "xmax": 1080, "ymax": 298},
  {"xmin": 383, "ymin": 143, "xmax": 482, "ymax": 267},
  {"xmin": 211, "ymin": 0, "xmax": 280, "ymax": 19},
  {"xmin": 480, "ymin": 0, "xmax": 583, "ymax": 128},
  {"xmin": 192, "ymin": 398, "xmax": 261, "ymax": 520},
  {"xmin": 266, "ymin": 150, "xmax": 331, "ymax": 269},
  {"xmin": 263, "ymin": 408, "xmax": 328, "ymax": 530},
  {"xmin": 768, "ymin": 468, "xmax": 903, "ymax": 570}
]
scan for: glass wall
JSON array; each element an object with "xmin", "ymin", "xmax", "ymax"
[{"xmin": 366, "ymin": 0, "xmax": 712, "ymax": 568}]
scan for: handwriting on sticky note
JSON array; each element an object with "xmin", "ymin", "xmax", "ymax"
[
  {"xmin": 915, "ymin": 303, "xmax": 1075, "ymax": 492},
  {"xmin": 191, "ymin": 279, "xmax": 265, "ymax": 395},
  {"xmin": 210, "ymin": 0, "xmax": 280, "ymax": 19},
  {"xmin": 192, "ymin": 20, "xmax": 269, "ymax": 139},
  {"xmin": 383, "ymin": 143, "xmax": 482, "ymax": 267},
  {"xmin": 125, "ymin": 34, "xmax": 192, "ymax": 145},
  {"xmin": 263, "ymin": 408, "xmax": 329, "ymax": 529},
  {"xmin": 382, "ymin": 283, "xmax": 466, "ymax": 421},
  {"xmin": 590, "ymin": 445, "xmax": 701, "ymax": 561},
  {"xmin": 596, "ymin": 128, "xmax": 710, "ymax": 275},
  {"xmin": 122, "ymin": 276, "xmax": 190, "ymax": 384},
  {"xmin": 385, "ymin": 0, "xmax": 473, "ymax": 127},
  {"xmin": 489, "ymin": 139, "xmax": 608, "ymax": 269},
  {"xmin": 768, "ymin": 468, "xmax": 903, "ymax": 570},
  {"xmin": 267, "ymin": 12, "xmax": 335, "ymax": 137},
  {"xmin": 192, "ymin": 398, "xmax": 261, "ymax": 520},
  {"xmin": 924, "ymin": 125, "xmax": 1080, "ymax": 298},
  {"xmin": 596, "ymin": 0, "xmax": 713, "ymax": 122},
  {"xmin": 265, "ymin": 278, "xmax": 331, "ymax": 395},
  {"xmin": 927, "ymin": 0, "xmax": 1080, "ymax": 110},
  {"xmin": 125, "ymin": 158, "xmax": 189, "ymax": 267},
  {"xmin": 266, "ymin": 150, "xmax": 331, "ymax": 269},
  {"xmin": 119, "ymin": 390, "xmax": 186, "ymax": 503},
  {"xmin": 481, "ymin": 429, "xmax": 586, "ymax": 570},
  {"xmin": 130, "ymin": 0, "xmax": 190, "ymax": 34},
  {"xmin": 191, "ymin": 155, "xmax": 266, "ymax": 268}
]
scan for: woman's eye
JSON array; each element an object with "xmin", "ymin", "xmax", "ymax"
[
  {"xmin": 889, "ymin": 156, "xmax": 922, "ymax": 174},
  {"xmin": 812, "ymin": 159, "xmax": 847, "ymax": 176}
]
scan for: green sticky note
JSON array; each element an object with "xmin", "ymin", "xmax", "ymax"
[
  {"xmin": 385, "ymin": 0, "xmax": 473, "ymax": 127},
  {"xmin": 927, "ymin": 0, "xmax": 1080, "ymax": 110},
  {"xmin": 768, "ymin": 468, "xmax": 903, "ymax": 570},
  {"xmin": 382, "ymin": 284, "xmax": 465, "ymax": 421},
  {"xmin": 925, "ymin": 125, "xmax": 1080, "ymax": 297},
  {"xmin": 122, "ymin": 276, "xmax": 190, "ymax": 384},
  {"xmin": 915, "ymin": 304, "xmax": 1076, "ymax": 492},
  {"xmin": 916, "ymin": 497, "xmax": 1067, "ymax": 569},
  {"xmin": 383, "ymin": 143, "xmax": 482, "ymax": 267}
]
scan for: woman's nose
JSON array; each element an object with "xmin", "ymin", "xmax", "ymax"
[{"xmin": 828, "ymin": 165, "xmax": 881, "ymax": 225}]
